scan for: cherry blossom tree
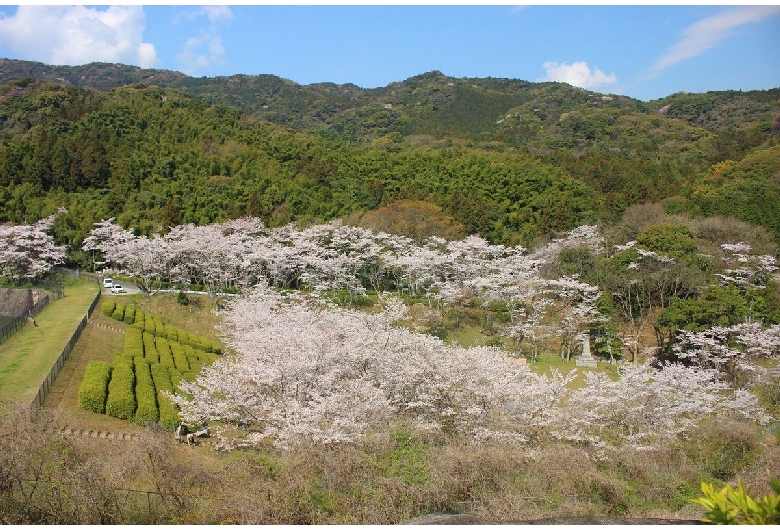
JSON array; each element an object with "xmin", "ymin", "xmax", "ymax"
[
  {"xmin": 503, "ymin": 296, "xmax": 554, "ymax": 362},
  {"xmin": 81, "ymin": 217, "xmax": 135, "ymax": 271},
  {"xmin": 167, "ymin": 285, "xmax": 772, "ymax": 454},
  {"xmin": 717, "ymin": 242, "xmax": 778, "ymax": 291},
  {"xmin": 0, "ymin": 214, "xmax": 67, "ymax": 283},
  {"xmin": 169, "ymin": 287, "xmax": 574, "ymax": 449},
  {"xmin": 673, "ymin": 322, "xmax": 780, "ymax": 386},
  {"xmin": 552, "ymin": 362, "xmax": 769, "ymax": 454},
  {"xmin": 545, "ymin": 275, "xmax": 601, "ymax": 361}
]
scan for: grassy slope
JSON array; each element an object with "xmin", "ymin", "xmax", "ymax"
[
  {"xmin": 0, "ymin": 280, "xmax": 98, "ymax": 404},
  {"xmin": 131, "ymin": 292, "xmax": 222, "ymax": 341}
]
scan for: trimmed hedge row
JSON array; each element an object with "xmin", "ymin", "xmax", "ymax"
[
  {"xmin": 185, "ymin": 345, "xmax": 219, "ymax": 365},
  {"xmin": 143, "ymin": 333, "xmax": 159, "ymax": 364},
  {"xmin": 106, "ymin": 302, "xmax": 224, "ymax": 354},
  {"xmin": 151, "ymin": 363, "xmax": 180, "ymax": 431},
  {"xmin": 144, "ymin": 314, "xmax": 156, "ymax": 335},
  {"xmin": 124, "ymin": 328, "xmax": 144, "ymax": 357},
  {"xmin": 156, "ymin": 337, "xmax": 175, "ymax": 369},
  {"xmin": 169, "ymin": 367, "xmax": 184, "ymax": 387},
  {"xmin": 170, "ymin": 341, "xmax": 191, "ymax": 372},
  {"xmin": 133, "ymin": 356, "xmax": 159, "ymax": 424},
  {"xmin": 105, "ymin": 355, "xmax": 136, "ymax": 420},
  {"xmin": 132, "ymin": 309, "xmax": 146, "ymax": 331},
  {"xmin": 82, "ymin": 303, "xmax": 224, "ymax": 431},
  {"xmin": 111, "ymin": 305, "xmax": 125, "ymax": 322},
  {"xmin": 78, "ymin": 361, "xmax": 112, "ymax": 414},
  {"xmin": 101, "ymin": 300, "xmax": 116, "ymax": 317},
  {"xmin": 123, "ymin": 306, "xmax": 136, "ymax": 325},
  {"xmin": 178, "ymin": 329, "xmax": 223, "ymax": 354}
]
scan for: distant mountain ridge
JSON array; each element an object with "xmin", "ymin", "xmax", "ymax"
[{"xmin": 2, "ymin": 58, "xmax": 777, "ymax": 142}]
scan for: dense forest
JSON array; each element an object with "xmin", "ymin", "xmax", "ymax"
[{"xmin": 0, "ymin": 58, "xmax": 779, "ymax": 265}]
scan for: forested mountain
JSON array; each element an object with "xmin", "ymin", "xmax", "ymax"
[{"xmin": 0, "ymin": 58, "xmax": 779, "ymax": 266}]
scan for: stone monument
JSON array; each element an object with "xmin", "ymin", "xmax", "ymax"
[{"xmin": 575, "ymin": 331, "xmax": 598, "ymax": 368}]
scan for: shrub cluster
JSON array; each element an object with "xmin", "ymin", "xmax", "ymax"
[
  {"xmin": 105, "ymin": 354, "xmax": 136, "ymax": 420},
  {"xmin": 133, "ymin": 356, "xmax": 159, "ymax": 425},
  {"xmin": 105, "ymin": 302, "xmax": 224, "ymax": 354},
  {"xmin": 77, "ymin": 361, "xmax": 112, "ymax": 414},
  {"xmin": 101, "ymin": 300, "xmax": 115, "ymax": 317},
  {"xmin": 81, "ymin": 304, "xmax": 222, "ymax": 431},
  {"xmin": 151, "ymin": 363, "xmax": 180, "ymax": 431},
  {"xmin": 177, "ymin": 329, "xmax": 222, "ymax": 354}
]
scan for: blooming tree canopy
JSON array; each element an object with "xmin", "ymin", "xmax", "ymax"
[
  {"xmin": 0, "ymin": 215, "xmax": 66, "ymax": 283},
  {"xmin": 83, "ymin": 217, "xmax": 775, "ymax": 453},
  {"xmin": 170, "ymin": 287, "xmax": 576, "ymax": 449},
  {"xmin": 169, "ymin": 286, "xmax": 766, "ymax": 452}
]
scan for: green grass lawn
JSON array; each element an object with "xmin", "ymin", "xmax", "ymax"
[{"xmin": 0, "ymin": 280, "xmax": 99, "ymax": 404}]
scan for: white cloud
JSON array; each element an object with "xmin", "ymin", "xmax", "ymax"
[
  {"xmin": 649, "ymin": 5, "xmax": 780, "ymax": 74},
  {"xmin": 541, "ymin": 61, "xmax": 618, "ymax": 90},
  {"xmin": 0, "ymin": 5, "xmax": 157, "ymax": 68},
  {"xmin": 177, "ymin": 33, "xmax": 228, "ymax": 74},
  {"xmin": 203, "ymin": 6, "xmax": 234, "ymax": 23},
  {"xmin": 174, "ymin": 6, "xmax": 234, "ymax": 25},
  {"xmin": 174, "ymin": 6, "xmax": 233, "ymax": 75}
]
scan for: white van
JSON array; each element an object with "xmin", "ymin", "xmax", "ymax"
[{"xmin": 103, "ymin": 278, "xmax": 114, "ymax": 289}]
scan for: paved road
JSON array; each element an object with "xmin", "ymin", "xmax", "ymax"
[{"xmin": 102, "ymin": 281, "xmax": 143, "ymax": 296}]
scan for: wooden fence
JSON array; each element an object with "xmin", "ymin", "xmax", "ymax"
[
  {"xmin": 11, "ymin": 479, "xmax": 169, "ymax": 521},
  {"xmin": 30, "ymin": 281, "xmax": 101, "ymax": 411},
  {"xmin": 35, "ymin": 279, "xmax": 65, "ymax": 298},
  {"xmin": 78, "ymin": 270, "xmax": 102, "ymax": 283},
  {"xmin": 0, "ymin": 292, "xmax": 55, "ymax": 344}
]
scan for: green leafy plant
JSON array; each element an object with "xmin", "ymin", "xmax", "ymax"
[
  {"xmin": 77, "ymin": 360, "xmax": 112, "ymax": 414},
  {"xmin": 691, "ymin": 479, "xmax": 780, "ymax": 524}
]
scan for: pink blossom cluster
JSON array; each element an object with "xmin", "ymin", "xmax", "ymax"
[
  {"xmin": 85, "ymin": 218, "xmax": 774, "ymax": 451},
  {"xmin": 551, "ymin": 362, "xmax": 768, "ymax": 454},
  {"xmin": 673, "ymin": 322, "xmax": 780, "ymax": 372},
  {"xmin": 716, "ymin": 242, "xmax": 778, "ymax": 289},
  {"xmin": 84, "ymin": 219, "xmax": 599, "ymax": 303},
  {"xmin": 169, "ymin": 287, "xmax": 766, "ymax": 452},
  {"xmin": 87, "ymin": 218, "xmax": 611, "ymax": 361},
  {"xmin": 169, "ymin": 287, "xmax": 576, "ymax": 449},
  {"xmin": 0, "ymin": 214, "xmax": 66, "ymax": 282}
]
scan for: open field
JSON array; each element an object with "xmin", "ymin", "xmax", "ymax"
[{"xmin": 0, "ymin": 280, "xmax": 98, "ymax": 404}]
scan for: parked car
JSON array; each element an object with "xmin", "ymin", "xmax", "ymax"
[
  {"xmin": 103, "ymin": 278, "xmax": 113, "ymax": 289},
  {"xmin": 111, "ymin": 284, "xmax": 125, "ymax": 294}
]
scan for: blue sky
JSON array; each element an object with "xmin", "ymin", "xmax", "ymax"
[{"xmin": 0, "ymin": 4, "xmax": 778, "ymax": 101}]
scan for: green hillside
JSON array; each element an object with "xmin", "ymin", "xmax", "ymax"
[{"xmin": 0, "ymin": 59, "xmax": 778, "ymax": 261}]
